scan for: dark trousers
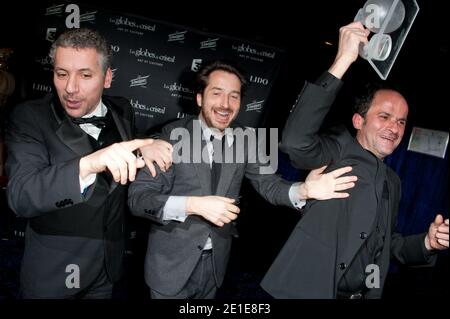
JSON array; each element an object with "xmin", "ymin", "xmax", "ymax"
[
  {"xmin": 150, "ymin": 250, "xmax": 217, "ymax": 299},
  {"xmin": 21, "ymin": 265, "xmax": 113, "ymax": 299}
]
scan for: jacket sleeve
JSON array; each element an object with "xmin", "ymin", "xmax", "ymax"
[
  {"xmin": 127, "ymin": 124, "xmax": 174, "ymax": 224},
  {"xmin": 390, "ymin": 232, "xmax": 437, "ymax": 266},
  {"xmin": 245, "ymin": 163, "xmax": 294, "ymax": 208},
  {"xmin": 5, "ymin": 102, "xmax": 84, "ymax": 218},
  {"xmin": 280, "ymin": 72, "xmax": 344, "ymax": 170}
]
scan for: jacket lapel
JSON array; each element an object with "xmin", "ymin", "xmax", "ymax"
[
  {"xmin": 51, "ymin": 98, "xmax": 94, "ymax": 157},
  {"xmin": 103, "ymin": 97, "xmax": 132, "ymax": 141}
]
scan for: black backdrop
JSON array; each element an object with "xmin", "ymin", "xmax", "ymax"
[{"xmin": 24, "ymin": 1, "xmax": 285, "ymax": 134}]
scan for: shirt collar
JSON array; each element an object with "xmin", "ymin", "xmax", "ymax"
[
  {"xmin": 198, "ymin": 114, "xmax": 234, "ymax": 147},
  {"xmin": 83, "ymin": 100, "xmax": 107, "ymax": 118}
]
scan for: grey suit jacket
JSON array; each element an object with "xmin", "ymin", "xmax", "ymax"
[{"xmin": 128, "ymin": 116, "xmax": 294, "ymax": 296}]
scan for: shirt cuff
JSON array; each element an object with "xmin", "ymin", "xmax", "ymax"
[
  {"xmin": 422, "ymin": 235, "xmax": 438, "ymax": 261},
  {"xmin": 79, "ymin": 173, "xmax": 96, "ymax": 194},
  {"xmin": 289, "ymin": 182, "xmax": 306, "ymax": 210},
  {"xmin": 163, "ymin": 196, "xmax": 188, "ymax": 222}
]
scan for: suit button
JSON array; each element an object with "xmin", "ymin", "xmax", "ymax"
[
  {"xmin": 360, "ymin": 232, "xmax": 367, "ymax": 239},
  {"xmin": 339, "ymin": 263, "xmax": 347, "ymax": 270}
]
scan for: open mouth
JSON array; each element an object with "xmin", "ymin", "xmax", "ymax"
[
  {"xmin": 65, "ymin": 98, "xmax": 82, "ymax": 109},
  {"xmin": 214, "ymin": 110, "xmax": 232, "ymax": 124},
  {"xmin": 380, "ymin": 135, "xmax": 397, "ymax": 144}
]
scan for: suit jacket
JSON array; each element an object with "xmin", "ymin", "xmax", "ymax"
[
  {"xmin": 5, "ymin": 94, "xmax": 133, "ymax": 298},
  {"xmin": 261, "ymin": 73, "xmax": 435, "ymax": 299},
  {"xmin": 128, "ymin": 116, "xmax": 294, "ymax": 296}
]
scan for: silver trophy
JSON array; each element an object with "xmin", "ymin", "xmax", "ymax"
[{"xmin": 355, "ymin": 0, "xmax": 420, "ymax": 80}]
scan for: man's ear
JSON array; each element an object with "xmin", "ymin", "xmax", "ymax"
[
  {"xmin": 352, "ymin": 113, "xmax": 364, "ymax": 130},
  {"xmin": 196, "ymin": 93, "xmax": 202, "ymax": 108},
  {"xmin": 104, "ymin": 68, "xmax": 112, "ymax": 89}
]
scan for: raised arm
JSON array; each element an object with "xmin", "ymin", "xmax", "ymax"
[{"xmin": 280, "ymin": 22, "xmax": 369, "ymax": 170}]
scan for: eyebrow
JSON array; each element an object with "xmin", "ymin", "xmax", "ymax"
[
  {"xmin": 53, "ymin": 67, "xmax": 93, "ymax": 72},
  {"xmin": 210, "ymin": 87, "xmax": 241, "ymax": 95},
  {"xmin": 379, "ymin": 111, "xmax": 407, "ymax": 121}
]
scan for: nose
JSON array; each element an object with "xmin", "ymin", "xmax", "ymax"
[
  {"xmin": 386, "ymin": 118, "xmax": 401, "ymax": 134},
  {"xmin": 220, "ymin": 95, "xmax": 230, "ymax": 109},
  {"xmin": 65, "ymin": 75, "xmax": 79, "ymax": 94}
]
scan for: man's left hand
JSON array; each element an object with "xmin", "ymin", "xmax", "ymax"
[
  {"xmin": 302, "ymin": 165, "xmax": 357, "ymax": 200},
  {"xmin": 139, "ymin": 139, "xmax": 173, "ymax": 177},
  {"xmin": 425, "ymin": 214, "xmax": 449, "ymax": 250}
]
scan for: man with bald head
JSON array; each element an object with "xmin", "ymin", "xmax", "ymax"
[{"xmin": 261, "ymin": 21, "xmax": 449, "ymax": 299}]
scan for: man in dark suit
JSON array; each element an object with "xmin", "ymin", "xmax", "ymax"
[
  {"xmin": 261, "ymin": 22, "xmax": 449, "ymax": 299},
  {"xmin": 5, "ymin": 28, "xmax": 172, "ymax": 299},
  {"xmin": 128, "ymin": 60, "xmax": 358, "ymax": 299}
]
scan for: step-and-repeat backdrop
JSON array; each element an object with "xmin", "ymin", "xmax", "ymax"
[{"xmin": 28, "ymin": 2, "xmax": 285, "ymax": 134}]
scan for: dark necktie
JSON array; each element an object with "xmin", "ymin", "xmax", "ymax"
[
  {"xmin": 210, "ymin": 135, "xmax": 225, "ymax": 195},
  {"xmin": 71, "ymin": 116, "xmax": 107, "ymax": 129}
]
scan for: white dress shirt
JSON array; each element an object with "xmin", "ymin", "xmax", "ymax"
[
  {"xmin": 77, "ymin": 100, "xmax": 108, "ymax": 193},
  {"xmin": 162, "ymin": 115, "xmax": 305, "ymax": 250}
]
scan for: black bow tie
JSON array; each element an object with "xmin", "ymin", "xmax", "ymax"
[{"xmin": 71, "ymin": 116, "xmax": 107, "ymax": 129}]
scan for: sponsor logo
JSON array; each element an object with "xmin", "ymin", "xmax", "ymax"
[
  {"xmin": 45, "ymin": 4, "xmax": 64, "ymax": 16},
  {"xmin": 109, "ymin": 16, "xmax": 156, "ymax": 32},
  {"xmin": 111, "ymin": 68, "xmax": 118, "ymax": 82},
  {"xmin": 177, "ymin": 112, "xmax": 187, "ymax": 119},
  {"xmin": 164, "ymin": 82, "xmax": 194, "ymax": 94},
  {"xmin": 191, "ymin": 59, "xmax": 202, "ymax": 72},
  {"xmin": 232, "ymin": 43, "xmax": 276, "ymax": 59},
  {"xmin": 200, "ymin": 38, "xmax": 219, "ymax": 50},
  {"xmin": 35, "ymin": 55, "xmax": 52, "ymax": 67},
  {"xmin": 80, "ymin": 11, "xmax": 97, "ymax": 23},
  {"xmin": 168, "ymin": 31, "xmax": 187, "ymax": 42},
  {"xmin": 246, "ymin": 100, "xmax": 264, "ymax": 112},
  {"xmin": 110, "ymin": 45, "xmax": 120, "ymax": 53},
  {"xmin": 32, "ymin": 82, "xmax": 52, "ymax": 93},
  {"xmin": 164, "ymin": 82, "xmax": 194, "ymax": 100},
  {"xmin": 130, "ymin": 75, "xmax": 150, "ymax": 88},
  {"xmin": 129, "ymin": 48, "xmax": 175, "ymax": 63},
  {"xmin": 249, "ymin": 75, "xmax": 269, "ymax": 86},
  {"xmin": 130, "ymin": 99, "xmax": 166, "ymax": 115},
  {"xmin": 46, "ymin": 28, "xmax": 57, "ymax": 42}
]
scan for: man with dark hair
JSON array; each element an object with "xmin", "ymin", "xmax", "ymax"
[
  {"xmin": 261, "ymin": 21, "xmax": 449, "ymax": 299},
  {"xmin": 128, "ymin": 60, "xmax": 358, "ymax": 299},
  {"xmin": 5, "ymin": 28, "xmax": 172, "ymax": 299}
]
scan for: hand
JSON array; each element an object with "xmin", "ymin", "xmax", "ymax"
[
  {"xmin": 328, "ymin": 21, "xmax": 370, "ymax": 79},
  {"xmin": 186, "ymin": 196, "xmax": 240, "ymax": 227},
  {"xmin": 79, "ymin": 139, "xmax": 153, "ymax": 185},
  {"xmin": 302, "ymin": 165, "xmax": 357, "ymax": 200},
  {"xmin": 425, "ymin": 214, "xmax": 449, "ymax": 250},
  {"xmin": 139, "ymin": 139, "xmax": 173, "ymax": 177}
]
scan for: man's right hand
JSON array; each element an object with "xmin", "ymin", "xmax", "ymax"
[
  {"xmin": 328, "ymin": 21, "xmax": 370, "ymax": 79},
  {"xmin": 186, "ymin": 196, "xmax": 240, "ymax": 227},
  {"xmin": 79, "ymin": 139, "xmax": 154, "ymax": 185}
]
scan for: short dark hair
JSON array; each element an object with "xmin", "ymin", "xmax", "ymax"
[
  {"xmin": 49, "ymin": 28, "xmax": 111, "ymax": 74},
  {"xmin": 353, "ymin": 82, "xmax": 404, "ymax": 118},
  {"xmin": 196, "ymin": 60, "xmax": 247, "ymax": 95}
]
